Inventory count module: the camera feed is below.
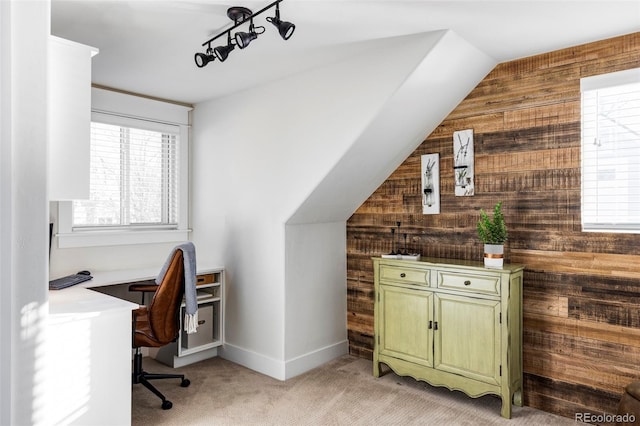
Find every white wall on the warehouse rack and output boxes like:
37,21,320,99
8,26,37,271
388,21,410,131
1,1,51,424
284,221,347,378
192,30,495,379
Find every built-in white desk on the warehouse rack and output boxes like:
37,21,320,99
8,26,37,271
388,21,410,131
47,266,224,425
79,268,163,288
48,280,138,426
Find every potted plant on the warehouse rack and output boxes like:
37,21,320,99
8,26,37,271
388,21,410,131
477,201,508,268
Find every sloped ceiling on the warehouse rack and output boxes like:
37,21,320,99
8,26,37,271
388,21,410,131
51,1,640,105
287,29,496,224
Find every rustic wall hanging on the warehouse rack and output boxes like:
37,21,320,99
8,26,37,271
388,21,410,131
453,129,474,196
421,153,440,214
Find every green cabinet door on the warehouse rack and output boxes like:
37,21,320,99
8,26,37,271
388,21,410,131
379,284,433,368
434,293,501,385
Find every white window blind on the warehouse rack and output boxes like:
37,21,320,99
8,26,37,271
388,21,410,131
73,113,180,230
581,68,640,233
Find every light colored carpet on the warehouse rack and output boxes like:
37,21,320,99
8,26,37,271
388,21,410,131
132,355,579,425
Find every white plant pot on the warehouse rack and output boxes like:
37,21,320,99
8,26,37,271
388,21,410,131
484,244,504,269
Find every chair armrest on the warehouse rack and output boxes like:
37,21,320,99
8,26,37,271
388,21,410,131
129,283,159,293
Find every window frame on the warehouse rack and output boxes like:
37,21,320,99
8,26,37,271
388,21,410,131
57,88,191,248
580,67,640,234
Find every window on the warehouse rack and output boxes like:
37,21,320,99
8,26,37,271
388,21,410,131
73,115,179,230
57,88,191,248
581,68,640,233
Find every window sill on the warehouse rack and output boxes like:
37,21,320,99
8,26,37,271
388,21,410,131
56,229,192,249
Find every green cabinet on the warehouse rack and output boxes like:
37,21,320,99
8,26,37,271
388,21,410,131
373,257,524,419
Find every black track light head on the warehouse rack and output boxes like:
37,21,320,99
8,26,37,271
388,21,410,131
194,48,215,68
267,16,295,40
214,43,235,62
235,30,258,49
267,3,295,40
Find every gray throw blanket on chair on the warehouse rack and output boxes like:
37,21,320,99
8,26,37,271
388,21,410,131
156,242,198,334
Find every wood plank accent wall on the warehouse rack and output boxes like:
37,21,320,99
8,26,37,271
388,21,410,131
346,33,640,420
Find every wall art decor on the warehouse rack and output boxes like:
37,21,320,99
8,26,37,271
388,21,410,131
421,153,440,214
453,129,474,196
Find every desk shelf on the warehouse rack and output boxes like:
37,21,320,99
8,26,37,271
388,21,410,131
154,267,225,368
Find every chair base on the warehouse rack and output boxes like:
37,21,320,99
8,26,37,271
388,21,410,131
132,349,190,410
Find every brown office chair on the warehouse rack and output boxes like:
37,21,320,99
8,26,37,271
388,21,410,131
130,249,190,410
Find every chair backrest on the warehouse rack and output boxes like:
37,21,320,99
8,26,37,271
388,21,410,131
148,249,185,344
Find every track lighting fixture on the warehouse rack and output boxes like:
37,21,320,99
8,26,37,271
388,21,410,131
194,0,295,68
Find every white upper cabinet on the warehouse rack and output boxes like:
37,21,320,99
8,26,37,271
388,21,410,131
48,36,98,200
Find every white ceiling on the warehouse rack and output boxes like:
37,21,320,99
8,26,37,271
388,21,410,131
51,0,640,105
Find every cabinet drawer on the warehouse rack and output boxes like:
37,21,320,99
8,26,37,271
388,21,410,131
181,305,214,349
380,265,430,286
196,273,215,286
437,270,500,296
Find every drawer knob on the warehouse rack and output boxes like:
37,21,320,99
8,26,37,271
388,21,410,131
464,280,471,286
400,273,406,278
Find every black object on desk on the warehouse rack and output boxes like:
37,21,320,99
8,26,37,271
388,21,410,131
49,273,93,290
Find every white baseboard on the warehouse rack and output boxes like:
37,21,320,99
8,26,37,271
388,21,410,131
219,343,286,380
219,340,349,381
284,340,349,380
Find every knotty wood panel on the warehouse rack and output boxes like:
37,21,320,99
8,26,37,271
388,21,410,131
524,373,620,421
346,32,640,419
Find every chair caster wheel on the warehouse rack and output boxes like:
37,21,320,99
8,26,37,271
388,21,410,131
162,400,173,410
181,378,190,387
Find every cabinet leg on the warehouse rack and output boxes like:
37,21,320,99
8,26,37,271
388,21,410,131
513,389,523,407
373,361,380,377
501,393,512,419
